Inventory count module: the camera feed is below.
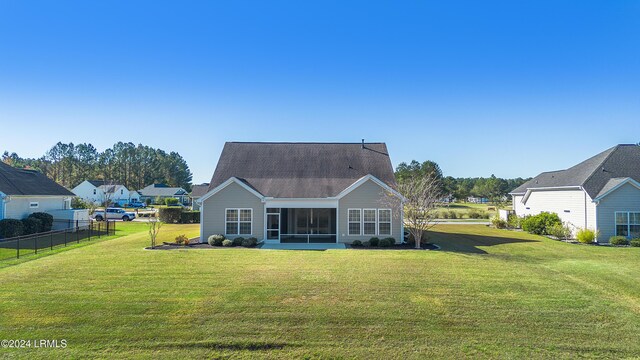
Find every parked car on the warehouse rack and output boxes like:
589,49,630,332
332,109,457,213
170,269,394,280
94,208,136,221
127,201,146,208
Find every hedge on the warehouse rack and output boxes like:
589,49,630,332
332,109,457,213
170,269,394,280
0,219,25,239
28,212,54,232
21,217,43,235
180,211,200,224
158,207,182,223
159,208,200,224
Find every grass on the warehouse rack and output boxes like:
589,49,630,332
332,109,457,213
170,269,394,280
435,202,511,219
0,224,639,358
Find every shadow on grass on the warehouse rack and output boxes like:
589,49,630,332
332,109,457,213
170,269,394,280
153,340,293,351
427,229,540,254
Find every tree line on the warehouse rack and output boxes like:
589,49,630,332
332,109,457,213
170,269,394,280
395,160,530,203
2,142,193,191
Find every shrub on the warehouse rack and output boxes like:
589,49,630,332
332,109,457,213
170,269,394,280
222,239,233,247
447,210,458,219
352,240,363,247
507,214,522,229
0,219,24,239
491,216,508,229
208,234,225,246
521,212,561,235
21,217,43,235
175,234,189,245
165,198,180,206
384,237,396,245
158,207,182,223
28,212,53,232
439,211,449,219
242,237,258,247
468,209,484,219
548,223,572,240
71,197,90,209
232,237,244,246
369,237,380,247
378,238,392,247
180,211,200,224
144,198,152,206
576,228,597,244
609,236,629,246
631,239,640,247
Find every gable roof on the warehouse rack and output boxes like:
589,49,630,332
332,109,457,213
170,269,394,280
510,144,640,198
208,142,397,198
190,183,210,198
88,180,106,187
0,162,75,196
138,184,188,197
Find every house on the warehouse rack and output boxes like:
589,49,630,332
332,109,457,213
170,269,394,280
72,180,140,206
510,144,640,243
198,142,404,245
190,183,209,211
138,184,189,205
0,162,87,228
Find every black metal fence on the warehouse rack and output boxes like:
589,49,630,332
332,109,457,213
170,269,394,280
0,220,116,262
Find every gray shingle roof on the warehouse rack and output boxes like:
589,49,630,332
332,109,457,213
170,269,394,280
190,183,209,198
510,144,640,198
208,142,397,198
0,162,75,196
138,184,188,197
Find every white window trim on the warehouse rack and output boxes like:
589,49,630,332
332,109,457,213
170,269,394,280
615,211,640,238
363,208,377,236
225,208,253,236
29,202,39,209
378,208,392,236
348,208,362,236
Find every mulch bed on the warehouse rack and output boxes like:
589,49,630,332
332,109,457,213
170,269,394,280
349,243,438,250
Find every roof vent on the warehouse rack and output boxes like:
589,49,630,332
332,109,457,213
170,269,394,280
361,139,365,149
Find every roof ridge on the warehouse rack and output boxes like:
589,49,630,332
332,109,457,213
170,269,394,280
580,145,620,187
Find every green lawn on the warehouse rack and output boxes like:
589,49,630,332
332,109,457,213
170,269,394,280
0,224,639,358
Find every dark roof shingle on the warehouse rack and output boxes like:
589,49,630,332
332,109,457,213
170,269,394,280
0,162,75,196
208,142,397,198
510,144,640,198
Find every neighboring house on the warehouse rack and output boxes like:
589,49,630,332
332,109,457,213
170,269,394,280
72,180,140,206
198,142,404,245
138,184,189,205
190,183,209,211
0,162,87,229
510,144,640,243
467,196,489,204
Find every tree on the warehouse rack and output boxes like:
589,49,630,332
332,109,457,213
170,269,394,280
384,171,444,249
147,218,163,249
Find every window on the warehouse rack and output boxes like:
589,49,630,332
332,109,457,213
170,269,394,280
121,189,124,195
378,209,392,236
93,189,96,195
29,202,39,209
615,212,640,238
363,209,377,235
225,208,252,235
348,209,361,235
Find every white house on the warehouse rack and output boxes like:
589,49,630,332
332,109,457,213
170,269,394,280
0,162,87,229
197,142,404,246
510,144,640,243
72,180,139,206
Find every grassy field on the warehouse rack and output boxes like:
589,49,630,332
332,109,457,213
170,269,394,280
0,224,639,358
435,202,509,219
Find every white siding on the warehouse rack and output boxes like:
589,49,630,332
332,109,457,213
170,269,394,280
4,196,69,220
338,179,402,244
72,181,102,204
200,182,264,242
519,189,591,232
595,183,640,243
513,195,526,215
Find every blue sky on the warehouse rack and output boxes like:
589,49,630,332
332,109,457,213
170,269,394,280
1,1,639,184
